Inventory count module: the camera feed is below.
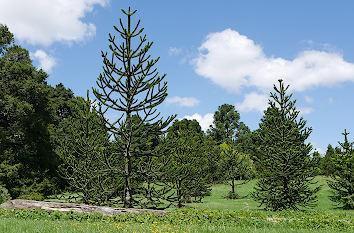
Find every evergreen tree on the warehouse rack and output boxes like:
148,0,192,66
0,24,14,55
56,93,113,205
219,141,253,199
203,135,222,183
252,79,319,211
208,104,241,144
162,119,210,208
328,129,353,209
0,24,58,198
93,8,175,208
321,144,336,176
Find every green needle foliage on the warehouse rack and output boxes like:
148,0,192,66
93,7,175,208
219,141,253,199
162,119,211,208
328,129,354,209
208,104,242,145
56,93,113,205
252,79,319,211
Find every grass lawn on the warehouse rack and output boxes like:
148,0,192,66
0,176,353,232
187,176,342,212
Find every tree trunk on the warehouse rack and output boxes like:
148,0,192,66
124,149,132,208
231,179,235,194
177,179,182,208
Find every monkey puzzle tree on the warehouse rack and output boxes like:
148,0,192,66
219,142,253,199
328,129,354,209
93,8,175,208
56,94,113,205
252,79,319,211
162,119,210,208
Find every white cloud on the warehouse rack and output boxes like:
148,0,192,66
329,97,334,103
305,96,314,103
183,113,214,131
194,29,354,93
311,142,325,156
168,47,182,56
0,0,108,46
166,96,200,107
236,92,268,113
32,50,56,73
298,107,314,115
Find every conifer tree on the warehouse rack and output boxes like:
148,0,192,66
93,8,175,208
56,94,112,205
208,104,241,144
0,24,59,198
321,144,336,176
219,142,253,199
252,79,319,211
162,119,210,208
328,129,353,209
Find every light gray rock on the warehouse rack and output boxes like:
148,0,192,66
0,199,167,215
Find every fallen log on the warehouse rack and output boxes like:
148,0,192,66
0,199,167,215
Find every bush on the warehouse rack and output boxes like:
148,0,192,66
18,192,44,201
0,185,11,204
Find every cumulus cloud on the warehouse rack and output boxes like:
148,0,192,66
194,29,354,93
166,96,200,107
183,113,214,131
32,50,56,73
236,92,268,113
0,0,108,46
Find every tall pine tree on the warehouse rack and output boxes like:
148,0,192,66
93,8,175,208
252,79,319,211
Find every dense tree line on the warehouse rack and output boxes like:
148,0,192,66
0,7,352,210
0,24,75,201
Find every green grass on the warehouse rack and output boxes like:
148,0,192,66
0,217,349,233
187,176,342,212
1,176,353,232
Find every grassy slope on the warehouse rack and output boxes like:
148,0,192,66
187,176,340,212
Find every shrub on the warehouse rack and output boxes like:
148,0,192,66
0,185,11,204
18,192,44,201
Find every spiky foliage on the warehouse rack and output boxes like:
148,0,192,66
219,141,253,199
320,144,337,176
252,79,319,211
93,8,175,208
328,129,353,209
162,119,211,208
56,94,113,205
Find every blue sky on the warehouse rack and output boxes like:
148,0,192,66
1,0,354,154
